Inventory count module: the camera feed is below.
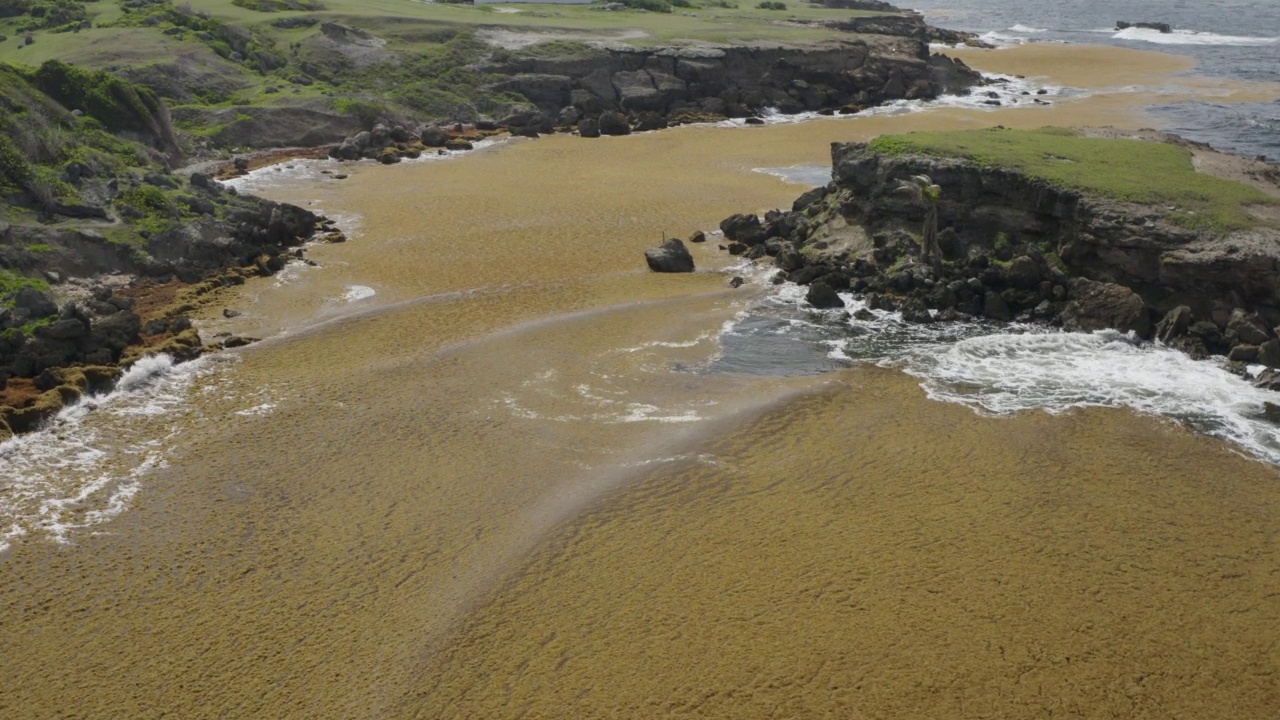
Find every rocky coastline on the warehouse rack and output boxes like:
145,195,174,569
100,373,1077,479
1,2,990,441
704,130,1280,393
314,18,983,163
0,172,329,442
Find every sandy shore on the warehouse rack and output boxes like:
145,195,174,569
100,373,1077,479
1,42,1278,719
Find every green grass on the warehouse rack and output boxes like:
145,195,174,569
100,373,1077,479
0,268,50,301
869,128,1278,231
0,0,907,150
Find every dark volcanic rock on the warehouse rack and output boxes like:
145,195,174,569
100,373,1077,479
1116,21,1173,34
806,280,845,309
597,111,631,136
720,213,766,245
1061,279,1152,338
645,238,695,273
577,117,600,138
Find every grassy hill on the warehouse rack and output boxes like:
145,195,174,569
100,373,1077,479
0,0,898,153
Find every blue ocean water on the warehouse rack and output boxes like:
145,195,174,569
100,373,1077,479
907,0,1280,158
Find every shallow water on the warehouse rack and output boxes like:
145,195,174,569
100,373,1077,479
2,44,1279,718
910,0,1280,157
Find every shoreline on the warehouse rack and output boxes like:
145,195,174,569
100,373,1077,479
3,34,1280,719
6,39,1278,445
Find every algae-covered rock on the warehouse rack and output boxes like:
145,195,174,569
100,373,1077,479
3,388,66,434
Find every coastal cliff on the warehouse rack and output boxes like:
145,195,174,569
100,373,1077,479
714,128,1280,373
0,61,327,440
480,26,980,135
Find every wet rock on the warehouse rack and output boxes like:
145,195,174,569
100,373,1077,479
900,297,935,324
1229,344,1260,363
1227,309,1272,346
775,243,805,272
1116,21,1173,33
644,238,695,273
982,291,1012,322
719,213,766,245
806,280,844,309
420,126,450,147
577,117,600,138
1060,279,1151,338
1155,305,1193,344
729,276,745,288
1260,339,1280,369
689,230,706,243
1264,401,1280,424
597,111,631,136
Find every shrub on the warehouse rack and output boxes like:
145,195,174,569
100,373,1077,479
230,0,324,10
616,0,673,13
756,1,786,9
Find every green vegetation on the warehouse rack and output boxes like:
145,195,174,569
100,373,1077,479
756,1,786,9
0,268,50,300
611,0,674,13
230,0,325,12
0,0,901,149
29,60,173,149
10,0,89,33
870,128,1278,231
0,59,169,213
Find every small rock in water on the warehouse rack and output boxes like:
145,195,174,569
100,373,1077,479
644,238,695,273
1264,401,1280,424
729,276,745,288
805,280,844,309
223,308,242,318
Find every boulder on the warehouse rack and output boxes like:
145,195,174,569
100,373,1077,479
1006,255,1041,290
1227,309,1272,346
577,117,601,138
982,291,1012,322
775,243,805,273
1060,279,1152,338
900,297,935,324
644,238,695,273
420,126,450,147
1229,344,1260,363
806,280,845,309
597,111,631,136
1260,339,1280,369
719,213,766,245
13,288,57,319
1155,305,1193,344
633,112,667,132
1265,402,1280,424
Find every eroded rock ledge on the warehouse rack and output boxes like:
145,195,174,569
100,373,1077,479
480,37,981,136
0,177,328,441
711,132,1280,388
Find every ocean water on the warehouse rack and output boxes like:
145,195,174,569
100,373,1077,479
910,0,1280,158
713,267,1280,464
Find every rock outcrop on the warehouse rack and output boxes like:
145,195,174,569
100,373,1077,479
481,37,981,136
708,135,1280,383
